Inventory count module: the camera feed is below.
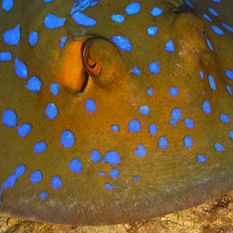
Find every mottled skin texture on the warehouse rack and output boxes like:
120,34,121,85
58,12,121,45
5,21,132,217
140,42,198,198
0,0,233,226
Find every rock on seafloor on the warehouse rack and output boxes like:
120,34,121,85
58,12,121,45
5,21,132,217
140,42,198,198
0,191,233,233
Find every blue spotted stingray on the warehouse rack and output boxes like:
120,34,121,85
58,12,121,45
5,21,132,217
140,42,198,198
0,0,233,225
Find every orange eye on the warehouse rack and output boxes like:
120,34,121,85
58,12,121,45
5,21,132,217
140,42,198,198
86,58,101,76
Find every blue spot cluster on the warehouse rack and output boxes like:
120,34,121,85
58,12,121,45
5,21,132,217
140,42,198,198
2,109,17,128
17,123,32,137
3,24,21,45
29,31,39,46
149,123,158,135
184,118,194,129
30,170,42,184
226,85,232,95
206,38,214,51
45,103,58,119
184,136,193,149
15,57,28,78
90,149,101,163
220,114,230,124
208,8,218,16
112,36,132,52
133,176,140,182
128,119,141,133
51,176,62,190
158,136,169,149
202,100,211,114
197,154,208,163
102,151,121,165
2,0,14,11
0,52,12,61
111,14,125,23
26,76,42,94
60,130,75,148
72,12,96,26
44,13,66,29
149,62,160,74
208,74,216,91
34,142,47,154
0,165,26,197
185,0,194,8
147,26,158,37
147,87,153,96
125,2,141,15
40,191,48,200
109,168,119,179
131,66,141,76
169,87,178,97
169,108,182,126
50,83,59,96
134,144,147,157
105,183,115,190
68,158,82,174
59,36,67,49
85,99,96,113
164,40,174,52
215,143,225,152
138,105,150,115
150,7,163,16
225,70,233,80
111,125,120,132
211,25,224,35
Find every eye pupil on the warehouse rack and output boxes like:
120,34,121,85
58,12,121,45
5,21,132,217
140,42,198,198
89,63,96,69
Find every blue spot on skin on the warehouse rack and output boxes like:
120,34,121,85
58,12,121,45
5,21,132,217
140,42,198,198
208,8,218,16
70,0,98,15
60,130,75,148
1,175,17,190
105,183,115,190
206,38,214,51
14,57,28,78
111,125,119,132
220,114,230,124
169,108,182,126
50,83,59,96
125,2,141,15
98,172,105,176
30,171,42,184
138,105,150,115
44,13,66,29
0,52,12,61
150,7,163,16
147,88,153,96
226,85,232,95
184,136,193,149
184,118,194,129
68,158,82,174
17,123,32,137
185,0,194,8
134,144,147,157
112,36,132,52
72,12,96,26
202,100,211,114
44,0,53,3
197,154,208,163
203,14,212,22
222,23,233,33
211,0,220,2
149,123,158,135
3,24,20,45
40,191,48,200
85,99,96,113
59,36,68,49
149,62,160,74
164,40,174,52
200,70,204,79
51,176,62,190
128,119,141,133
15,165,26,178
2,109,17,128
147,26,158,36
90,150,101,163
169,87,178,97
133,176,140,182
225,70,233,80
229,131,233,140
26,76,42,94
102,151,121,165
33,142,47,154
29,31,38,46
208,74,216,90
109,168,119,179
45,103,58,119
131,66,141,76
212,25,224,35
111,14,125,23
2,0,14,11
215,143,225,152
158,136,169,149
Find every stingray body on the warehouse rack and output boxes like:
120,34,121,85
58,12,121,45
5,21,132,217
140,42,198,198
0,0,233,225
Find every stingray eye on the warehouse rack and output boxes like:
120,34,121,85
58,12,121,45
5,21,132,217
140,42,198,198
87,58,101,76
